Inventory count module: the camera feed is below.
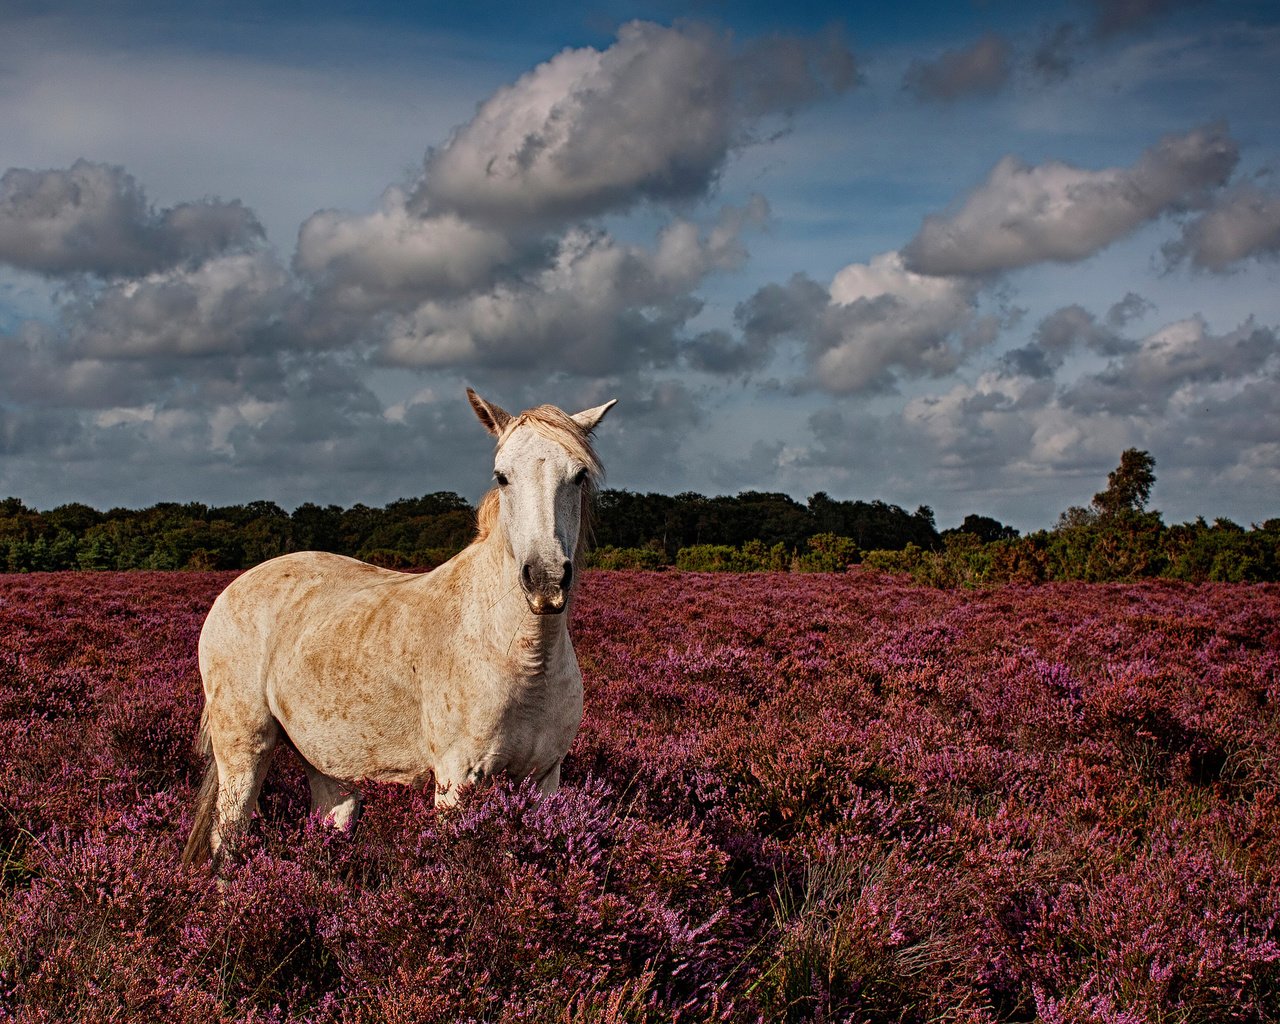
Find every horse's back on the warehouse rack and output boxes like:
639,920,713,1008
198,551,409,688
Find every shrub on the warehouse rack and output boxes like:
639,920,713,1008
675,544,741,571
862,542,926,575
585,546,668,570
792,532,860,573
676,541,789,572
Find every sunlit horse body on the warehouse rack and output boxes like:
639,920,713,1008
182,389,616,866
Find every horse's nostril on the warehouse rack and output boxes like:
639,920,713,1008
561,561,573,589
521,563,533,589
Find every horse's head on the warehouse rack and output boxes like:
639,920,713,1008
468,388,616,615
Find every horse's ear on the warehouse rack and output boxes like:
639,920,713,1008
467,388,512,436
571,399,617,433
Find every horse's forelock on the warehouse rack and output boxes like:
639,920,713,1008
499,405,603,481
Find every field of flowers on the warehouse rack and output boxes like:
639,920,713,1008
1,569,1278,1023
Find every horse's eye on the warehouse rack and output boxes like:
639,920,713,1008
494,471,509,487
574,468,589,486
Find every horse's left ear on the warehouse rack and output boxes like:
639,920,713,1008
571,399,617,433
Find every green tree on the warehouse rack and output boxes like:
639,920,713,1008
1092,448,1156,520
951,514,1019,543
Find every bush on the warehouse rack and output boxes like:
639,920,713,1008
358,548,413,569
792,532,860,573
676,541,789,572
585,546,668,570
676,545,742,572
862,543,926,575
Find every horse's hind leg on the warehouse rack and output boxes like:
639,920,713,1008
208,714,279,863
304,765,364,830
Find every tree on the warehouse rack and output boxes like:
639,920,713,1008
951,514,1019,544
1092,449,1156,520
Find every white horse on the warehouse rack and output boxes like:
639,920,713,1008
182,388,616,866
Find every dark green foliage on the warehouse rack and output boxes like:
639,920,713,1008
807,492,940,552
1,448,1275,583
854,451,1278,587
584,546,668,570
0,488,940,574
946,513,1019,544
793,532,860,573
1093,448,1157,520
676,540,791,572
0,494,476,572
594,488,940,559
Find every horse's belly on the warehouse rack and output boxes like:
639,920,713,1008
269,673,430,786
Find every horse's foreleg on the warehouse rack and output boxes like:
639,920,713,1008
305,766,364,830
432,758,487,809
536,761,561,796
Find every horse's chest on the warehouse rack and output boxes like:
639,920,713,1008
435,664,583,778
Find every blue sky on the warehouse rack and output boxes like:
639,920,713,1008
1,0,1278,530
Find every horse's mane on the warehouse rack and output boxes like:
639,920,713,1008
473,405,603,561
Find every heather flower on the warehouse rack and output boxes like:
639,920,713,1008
1,571,1278,1021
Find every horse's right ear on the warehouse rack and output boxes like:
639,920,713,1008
467,388,512,436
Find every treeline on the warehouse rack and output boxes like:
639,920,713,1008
865,514,1280,585
638,450,1279,584
2,450,1276,582
0,493,476,573
0,489,942,574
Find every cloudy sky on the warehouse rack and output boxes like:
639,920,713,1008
2,0,1278,530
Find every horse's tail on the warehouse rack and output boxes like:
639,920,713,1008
182,705,219,867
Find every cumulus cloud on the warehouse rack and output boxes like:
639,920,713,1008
1061,315,1279,414
1106,291,1155,328
903,123,1238,277
0,159,263,278
377,203,764,375
903,33,1013,102
294,186,514,309
904,370,1061,472
1001,304,1134,378
69,250,291,358
414,20,855,226
724,252,998,394
1163,182,1280,272
818,253,995,391
873,308,1280,525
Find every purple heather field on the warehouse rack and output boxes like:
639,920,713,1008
1,570,1278,1023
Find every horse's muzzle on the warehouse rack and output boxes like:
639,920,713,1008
525,591,567,615
521,560,572,614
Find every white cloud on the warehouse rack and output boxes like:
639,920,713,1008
72,250,290,358
885,311,1280,519
726,252,994,394
379,207,762,375
1165,182,1280,272
1061,314,1279,413
0,159,263,278
815,252,993,392
416,20,853,225
903,123,1238,276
